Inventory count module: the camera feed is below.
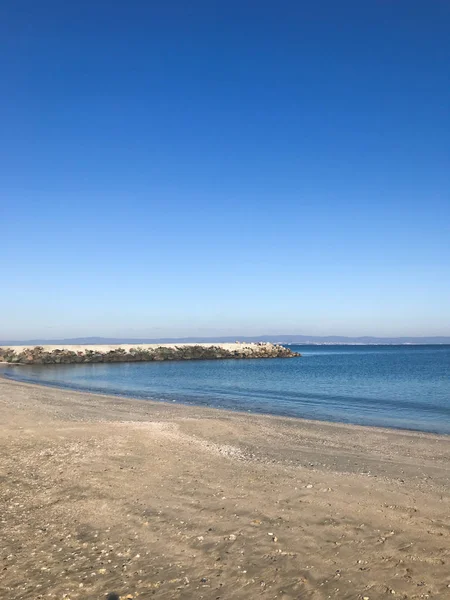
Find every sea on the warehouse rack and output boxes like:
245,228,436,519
1,345,449,435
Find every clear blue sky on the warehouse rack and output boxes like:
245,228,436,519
1,1,449,339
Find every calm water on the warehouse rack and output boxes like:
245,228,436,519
2,345,450,434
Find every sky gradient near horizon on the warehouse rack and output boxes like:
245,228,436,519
1,1,449,339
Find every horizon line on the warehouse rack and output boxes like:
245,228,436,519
2,333,450,346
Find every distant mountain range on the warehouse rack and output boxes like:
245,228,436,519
1,335,450,346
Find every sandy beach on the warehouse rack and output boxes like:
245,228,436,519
1,377,449,600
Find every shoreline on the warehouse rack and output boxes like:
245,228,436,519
2,376,450,599
2,374,449,474
1,372,449,439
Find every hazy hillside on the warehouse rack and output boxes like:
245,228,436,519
2,335,450,346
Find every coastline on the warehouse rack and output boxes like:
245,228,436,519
1,371,449,439
1,376,450,599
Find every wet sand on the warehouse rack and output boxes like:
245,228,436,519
1,376,449,599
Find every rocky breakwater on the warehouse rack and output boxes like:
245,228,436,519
0,343,300,365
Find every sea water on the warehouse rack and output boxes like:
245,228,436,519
2,345,449,434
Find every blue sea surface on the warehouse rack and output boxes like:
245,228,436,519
2,345,449,434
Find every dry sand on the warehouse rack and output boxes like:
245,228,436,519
1,377,449,600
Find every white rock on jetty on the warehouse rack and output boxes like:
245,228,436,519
0,343,301,364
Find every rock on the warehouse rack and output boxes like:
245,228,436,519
0,343,301,364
